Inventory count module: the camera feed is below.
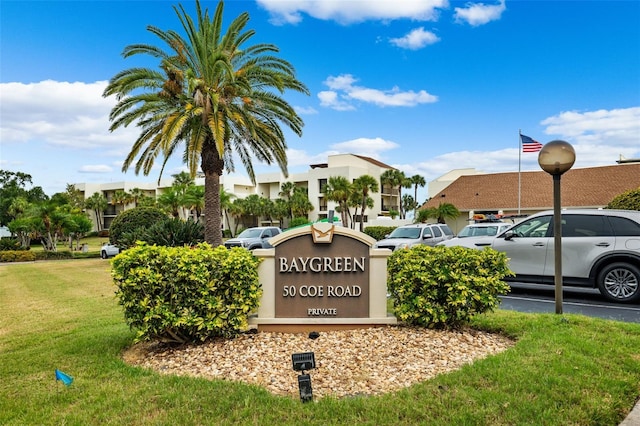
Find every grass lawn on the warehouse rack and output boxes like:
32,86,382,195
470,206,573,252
28,236,110,255
1,259,639,425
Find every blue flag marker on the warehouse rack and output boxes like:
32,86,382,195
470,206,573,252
55,369,73,386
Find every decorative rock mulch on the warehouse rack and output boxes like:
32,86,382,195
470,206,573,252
122,326,514,400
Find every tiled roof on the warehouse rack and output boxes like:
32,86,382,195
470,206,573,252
354,155,394,170
423,163,640,211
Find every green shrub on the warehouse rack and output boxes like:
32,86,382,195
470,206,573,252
34,251,73,260
387,245,513,328
141,218,204,247
606,188,640,210
364,226,397,241
0,250,36,262
289,217,311,228
109,207,166,248
0,238,23,251
111,243,262,343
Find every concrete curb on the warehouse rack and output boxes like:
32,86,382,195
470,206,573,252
620,399,640,426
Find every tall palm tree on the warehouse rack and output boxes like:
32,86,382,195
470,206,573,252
84,192,107,231
380,169,408,217
278,181,296,220
351,175,379,232
290,187,313,219
128,188,146,208
324,176,352,228
103,0,309,246
410,174,426,218
418,202,460,224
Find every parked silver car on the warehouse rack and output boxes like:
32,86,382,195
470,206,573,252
437,222,512,249
374,223,454,251
489,209,640,303
224,226,281,250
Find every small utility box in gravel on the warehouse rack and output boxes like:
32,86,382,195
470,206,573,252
251,223,396,332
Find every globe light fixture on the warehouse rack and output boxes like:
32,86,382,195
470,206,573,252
538,140,576,314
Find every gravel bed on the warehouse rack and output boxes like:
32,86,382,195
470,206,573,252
123,326,514,400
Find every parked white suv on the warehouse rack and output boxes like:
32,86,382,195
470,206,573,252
437,222,512,249
374,223,454,251
489,209,640,303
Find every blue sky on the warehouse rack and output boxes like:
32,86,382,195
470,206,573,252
1,0,639,202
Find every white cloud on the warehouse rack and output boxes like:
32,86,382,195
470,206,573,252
0,80,139,149
294,105,319,115
256,0,448,25
390,27,441,50
331,137,400,156
319,74,438,110
79,165,113,173
454,0,506,27
541,107,640,146
318,90,356,111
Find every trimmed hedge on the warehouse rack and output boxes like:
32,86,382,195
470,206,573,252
364,226,397,241
387,245,513,328
0,250,37,262
111,243,262,343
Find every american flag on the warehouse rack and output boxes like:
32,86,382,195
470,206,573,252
521,134,543,153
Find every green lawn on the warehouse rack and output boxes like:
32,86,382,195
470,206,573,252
1,259,639,425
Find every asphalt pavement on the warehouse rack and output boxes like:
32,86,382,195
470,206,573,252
499,283,640,323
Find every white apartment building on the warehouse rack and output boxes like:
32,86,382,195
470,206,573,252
74,154,410,231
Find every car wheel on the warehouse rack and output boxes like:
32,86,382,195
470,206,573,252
597,262,640,303
101,250,108,259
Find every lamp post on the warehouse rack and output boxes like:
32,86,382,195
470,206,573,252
537,140,576,314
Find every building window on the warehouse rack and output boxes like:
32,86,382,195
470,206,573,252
318,197,327,211
318,178,327,194
353,215,368,223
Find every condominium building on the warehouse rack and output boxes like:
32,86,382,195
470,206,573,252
74,153,407,231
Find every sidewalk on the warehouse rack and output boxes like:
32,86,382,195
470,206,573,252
620,399,640,426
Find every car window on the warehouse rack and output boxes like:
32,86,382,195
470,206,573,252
560,215,610,237
431,226,442,237
609,216,640,236
237,229,262,238
262,230,272,238
422,228,433,238
441,226,454,236
510,216,551,238
388,227,421,239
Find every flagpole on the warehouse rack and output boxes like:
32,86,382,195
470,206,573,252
518,130,522,215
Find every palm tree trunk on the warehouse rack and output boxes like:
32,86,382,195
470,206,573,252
204,172,222,246
202,140,224,247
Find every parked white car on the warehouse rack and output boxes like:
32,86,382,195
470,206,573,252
437,222,512,249
374,223,454,251
489,209,640,303
100,243,120,259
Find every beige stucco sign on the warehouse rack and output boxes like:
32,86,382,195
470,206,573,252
250,223,397,332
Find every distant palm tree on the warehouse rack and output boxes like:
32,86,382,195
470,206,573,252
84,192,107,231
279,181,297,219
103,0,308,246
418,202,460,224
128,188,146,208
324,176,352,227
410,174,426,217
351,175,379,232
380,169,409,218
